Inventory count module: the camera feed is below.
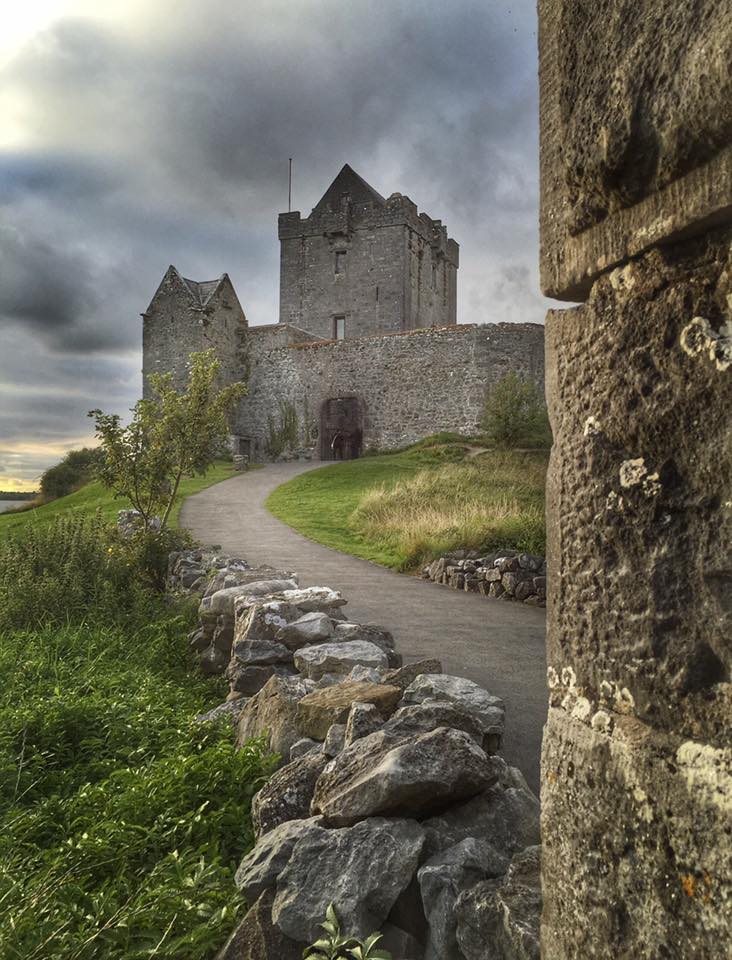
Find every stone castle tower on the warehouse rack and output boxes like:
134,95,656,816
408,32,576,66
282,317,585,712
278,164,459,339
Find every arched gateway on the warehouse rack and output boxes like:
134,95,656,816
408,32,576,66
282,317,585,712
320,397,363,461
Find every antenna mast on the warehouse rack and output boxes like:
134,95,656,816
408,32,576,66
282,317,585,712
288,158,292,212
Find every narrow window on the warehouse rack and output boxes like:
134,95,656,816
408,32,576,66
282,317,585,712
333,315,346,340
432,263,438,290
375,285,379,302
335,250,346,275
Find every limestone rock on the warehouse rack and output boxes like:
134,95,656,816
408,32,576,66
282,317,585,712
294,639,388,680
344,701,383,746
334,623,402,668
311,727,494,827
275,611,335,650
198,644,229,675
296,681,401,740
455,845,541,960
418,838,509,960
271,817,424,944
379,922,425,960
214,889,301,960
401,674,505,743
289,737,321,761
384,700,499,753
203,579,298,617
422,760,540,861
234,600,300,645
235,816,322,902
347,664,384,683
383,658,443,691
280,586,347,613
236,674,314,762
226,662,295,696
323,723,346,756
230,637,293,667
194,698,249,727
252,751,330,839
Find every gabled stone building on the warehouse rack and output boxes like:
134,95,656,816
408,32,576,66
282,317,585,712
142,165,544,460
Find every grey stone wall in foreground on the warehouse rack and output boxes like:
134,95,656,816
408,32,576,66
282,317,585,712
539,1,731,956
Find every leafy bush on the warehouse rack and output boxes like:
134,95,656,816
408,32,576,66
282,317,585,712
305,904,391,959
480,373,551,449
40,447,104,501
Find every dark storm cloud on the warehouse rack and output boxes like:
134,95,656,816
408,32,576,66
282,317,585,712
0,0,548,484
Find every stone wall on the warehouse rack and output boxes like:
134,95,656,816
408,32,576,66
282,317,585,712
422,551,546,606
238,322,545,460
538,2,732,956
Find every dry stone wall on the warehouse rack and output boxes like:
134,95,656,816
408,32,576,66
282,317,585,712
422,551,546,607
539,2,732,956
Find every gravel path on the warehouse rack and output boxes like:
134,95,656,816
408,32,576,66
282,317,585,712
180,462,547,792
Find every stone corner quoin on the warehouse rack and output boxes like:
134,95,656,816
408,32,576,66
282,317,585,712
538,1,732,957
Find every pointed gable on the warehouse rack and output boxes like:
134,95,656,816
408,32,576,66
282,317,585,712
312,164,386,214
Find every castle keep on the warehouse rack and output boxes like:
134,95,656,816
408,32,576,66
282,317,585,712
142,165,544,460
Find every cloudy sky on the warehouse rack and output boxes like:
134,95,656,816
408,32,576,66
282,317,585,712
1,0,550,491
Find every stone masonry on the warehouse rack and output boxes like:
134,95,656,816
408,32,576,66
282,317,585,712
539,2,731,957
141,165,544,460
279,164,459,340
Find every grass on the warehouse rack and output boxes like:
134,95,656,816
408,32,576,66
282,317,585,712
266,437,548,571
0,514,277,959
0,460,238,541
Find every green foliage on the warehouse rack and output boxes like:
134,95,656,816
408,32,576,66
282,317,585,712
0,516,277,959
266,399,300,459
89,349,246,532
480,373,552,449
40,447,105,501
304,904,391,960
267,443,547,570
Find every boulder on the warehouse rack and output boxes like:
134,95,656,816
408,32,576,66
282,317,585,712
334,623,402,668
214,889,301,960
312,672,344,689
344,701,383,746
296,681,402,740
212,616,235,652
235,816,323,902
252,751,330,839
226,662,295,696
422,761,540,861
275,611,335,650
199,644,229,675
230,637,294,667
290,737,322,761
280,586,347,613
234,600,301,645
323,723,346,756
203,579,298,617
418,838,509,960
194,698,249,727
294,639,388,680
311,727,495,827
379,922,425,960
236,675,315,762
383,658,443,691
271,817,425,944
384,700,499,753
401,674,505,744
455,846,541,960
347,664,384,683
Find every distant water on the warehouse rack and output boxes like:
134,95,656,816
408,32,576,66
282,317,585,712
0,499,29,514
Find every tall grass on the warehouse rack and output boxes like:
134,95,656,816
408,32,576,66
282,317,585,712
352,452,546,570
0,515,276,959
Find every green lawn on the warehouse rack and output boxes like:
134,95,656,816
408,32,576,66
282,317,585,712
0,460,238,540
266,439,548,571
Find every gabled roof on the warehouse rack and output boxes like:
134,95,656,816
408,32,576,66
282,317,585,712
145,266,238,314
312,164,386,214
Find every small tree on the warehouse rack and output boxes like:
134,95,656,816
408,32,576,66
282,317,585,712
480,372,551,449
89,350,246,532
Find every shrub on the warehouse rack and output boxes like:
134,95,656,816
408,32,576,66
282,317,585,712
480,373,551,449
305,904,391,959
40,447,104,501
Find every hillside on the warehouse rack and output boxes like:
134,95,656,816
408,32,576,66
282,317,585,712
266,437,547,571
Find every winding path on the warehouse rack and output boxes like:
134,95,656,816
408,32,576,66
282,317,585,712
181,463,547,792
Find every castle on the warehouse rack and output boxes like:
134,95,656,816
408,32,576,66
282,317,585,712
142,164,544,460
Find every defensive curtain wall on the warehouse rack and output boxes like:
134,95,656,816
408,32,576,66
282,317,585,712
236,321,545,461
